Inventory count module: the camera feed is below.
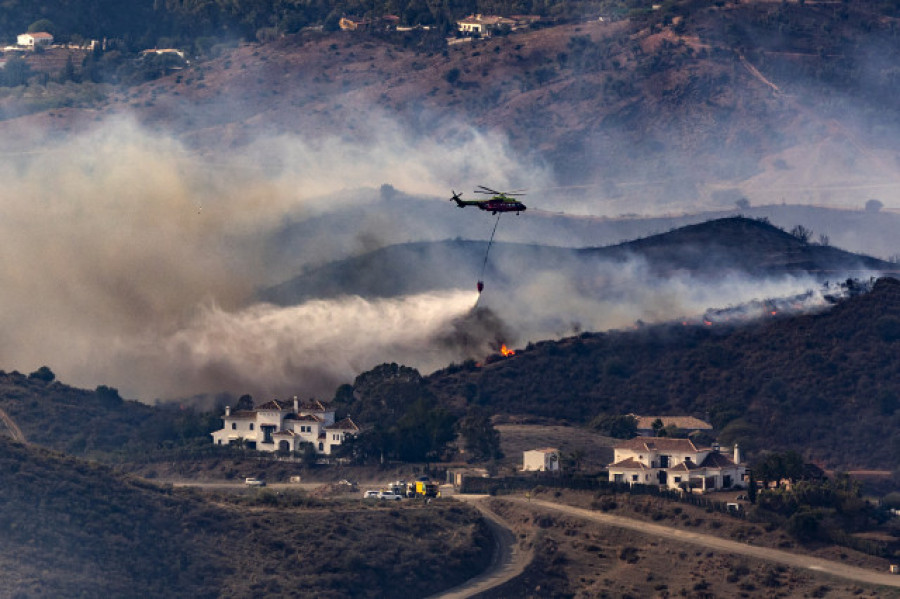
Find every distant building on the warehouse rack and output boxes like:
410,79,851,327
140,48,186,60
608,437,746,493
211,397,358,455
339,16,372,31
340,15,400,31
523,448,560,472
456,14,516,37
633,415,713,437
446,467,490,487
17,32,53,49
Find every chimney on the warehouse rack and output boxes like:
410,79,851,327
225,406,231,417
733,443,741,465
293,395,299,413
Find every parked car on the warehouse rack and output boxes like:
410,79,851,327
363,490,380,499
244,477,266,487
377,491,403,501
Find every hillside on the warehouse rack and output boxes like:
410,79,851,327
0,437,492,597
588,217,895,276
425,277,900,470
261,217,897,304
5,0,900,215
0,369,217,457
263,194,900,274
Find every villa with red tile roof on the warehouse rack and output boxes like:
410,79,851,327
608,437,747,493
211,397,358,455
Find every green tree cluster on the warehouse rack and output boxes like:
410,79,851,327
590,413,637,439
334,363,457,462
754,473,881,544
457,406,503,461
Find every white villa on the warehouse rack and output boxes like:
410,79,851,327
608,437,747,493
211,397,358,455
17,32,53,48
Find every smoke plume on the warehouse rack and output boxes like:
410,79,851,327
0,115,543,400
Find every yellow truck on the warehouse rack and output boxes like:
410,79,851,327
409,477,439,498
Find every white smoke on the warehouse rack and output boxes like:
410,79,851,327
91,291,477,400
0,113,876,402
0,114,546,400
478,257,847,345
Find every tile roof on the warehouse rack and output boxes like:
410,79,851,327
226,410,256,419
525,447,559,454
256,399,291,411
615,437,701,452
286,414,322,422
699,452,737,468
457,15,515,26
608,458,650,470
326,417,359,431
668,461,700,472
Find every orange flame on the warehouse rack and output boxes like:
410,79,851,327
500,344,515,357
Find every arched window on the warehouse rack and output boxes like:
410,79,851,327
249,423,254,430
231,422,236,430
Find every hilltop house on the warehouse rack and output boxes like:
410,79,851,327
633,415,713,437
456,14,516,36
211,397,358,455
17,32,53,49
608,437,746,493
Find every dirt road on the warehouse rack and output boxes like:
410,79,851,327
427,495,533,599
517,497,900,589
0,405,25,442
166,480,327,493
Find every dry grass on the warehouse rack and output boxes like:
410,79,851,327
481,492,898,599
496,423,616,471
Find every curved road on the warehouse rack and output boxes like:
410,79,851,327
516,497,900,590
428,495,533,599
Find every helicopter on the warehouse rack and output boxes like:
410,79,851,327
450,186,527,215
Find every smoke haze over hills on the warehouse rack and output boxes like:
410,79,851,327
4,3,900,401
0,115,551,400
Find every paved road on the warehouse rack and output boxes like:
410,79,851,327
427,495,533,599
516,497,900,589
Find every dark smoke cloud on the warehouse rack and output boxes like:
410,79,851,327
432,306,516,360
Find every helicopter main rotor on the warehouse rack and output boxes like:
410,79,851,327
474,185,526,196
